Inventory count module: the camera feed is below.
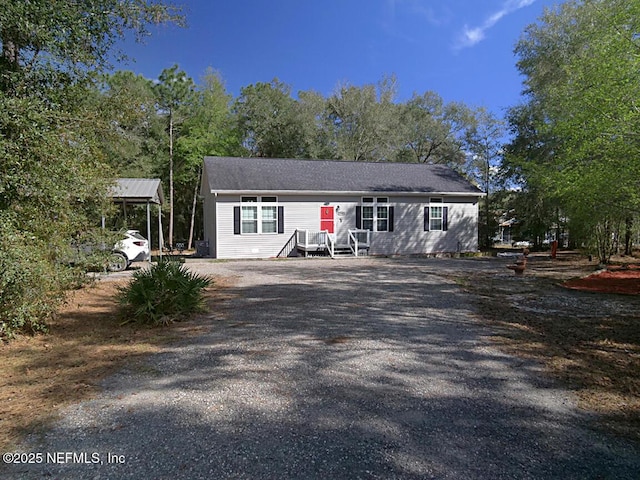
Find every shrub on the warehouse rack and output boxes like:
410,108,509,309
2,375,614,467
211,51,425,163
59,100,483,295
0,227,84,339
67,229,123,273
118,260,212,326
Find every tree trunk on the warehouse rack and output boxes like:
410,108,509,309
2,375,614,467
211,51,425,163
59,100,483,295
1,37,19,93
595,219,615,265
2,38,18,65
187,167,201,250
168,111,174,249
624,216,633,256
483,154,491,248
555,207,562,246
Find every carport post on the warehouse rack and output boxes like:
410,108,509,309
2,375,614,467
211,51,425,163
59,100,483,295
146,201,152,261
158,204,163,260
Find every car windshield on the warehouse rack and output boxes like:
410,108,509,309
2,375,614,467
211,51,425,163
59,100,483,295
128,231,146,240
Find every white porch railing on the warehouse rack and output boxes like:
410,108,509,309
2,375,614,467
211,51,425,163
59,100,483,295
326,232,335,258
348,229,371,257
282,229,370,258
295,229,334,258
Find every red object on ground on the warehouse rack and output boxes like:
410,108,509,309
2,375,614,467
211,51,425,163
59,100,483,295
563,266,640,295
551,240,558,259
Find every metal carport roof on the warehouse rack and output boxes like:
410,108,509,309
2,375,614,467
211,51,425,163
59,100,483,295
110,178,164,205
107,178,165,254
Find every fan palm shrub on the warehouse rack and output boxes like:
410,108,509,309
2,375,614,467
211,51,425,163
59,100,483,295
118,260,212,326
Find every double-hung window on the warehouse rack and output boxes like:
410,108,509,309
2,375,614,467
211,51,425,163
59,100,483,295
361,197,391,232
424,198,448,232
240,196,279,234
261,204,277,233
429,198,443,231
241,197,259,233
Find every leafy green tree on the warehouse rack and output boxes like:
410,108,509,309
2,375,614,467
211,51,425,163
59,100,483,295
232,75,483,168
326,76,399,162
503,103,565,248
511,0,640,262
296,90,337,159
0,1,183,95
0,0,183,338
234,78,305,158
396,92,473,166
154,65,195,248
176,68,241,248
94,71,165,177
465,108,506,247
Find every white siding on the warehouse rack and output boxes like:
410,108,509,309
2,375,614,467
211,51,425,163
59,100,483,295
208,193,479,259
367,196,479,256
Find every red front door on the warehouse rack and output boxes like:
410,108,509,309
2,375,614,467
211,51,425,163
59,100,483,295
320,206,335,234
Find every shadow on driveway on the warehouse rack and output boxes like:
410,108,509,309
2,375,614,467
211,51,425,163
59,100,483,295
5,258,640,479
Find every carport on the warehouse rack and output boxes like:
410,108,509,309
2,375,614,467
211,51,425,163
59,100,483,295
108,178,164,255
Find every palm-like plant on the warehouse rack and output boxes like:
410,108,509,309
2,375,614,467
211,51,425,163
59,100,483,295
118,260,212,326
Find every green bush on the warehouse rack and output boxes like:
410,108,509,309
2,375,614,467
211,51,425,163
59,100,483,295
0,227,83,339
66,230,123,273
118,260,212,326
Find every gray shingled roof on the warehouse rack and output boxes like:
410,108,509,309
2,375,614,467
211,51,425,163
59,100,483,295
111,178,164,204
203,157,483,195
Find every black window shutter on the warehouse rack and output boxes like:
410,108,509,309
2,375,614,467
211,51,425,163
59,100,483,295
277,206,284,234
424,207,430,231
443,206,449,231
356,206,362,229
388,207,394,232
233,206,240,235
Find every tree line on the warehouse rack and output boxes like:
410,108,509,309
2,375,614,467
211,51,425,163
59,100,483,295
95,70,504,250
504,0,640,263
1,0,638,338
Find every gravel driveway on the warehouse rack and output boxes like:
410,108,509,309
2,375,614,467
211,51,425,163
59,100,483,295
3,257,640,479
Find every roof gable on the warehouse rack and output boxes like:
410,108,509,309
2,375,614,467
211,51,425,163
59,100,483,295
203,157,483,195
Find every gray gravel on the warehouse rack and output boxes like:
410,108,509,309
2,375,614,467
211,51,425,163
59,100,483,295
2,257,639,479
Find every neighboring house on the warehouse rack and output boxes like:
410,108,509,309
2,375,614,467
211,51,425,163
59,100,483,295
201,156,484,259
496,217,518,245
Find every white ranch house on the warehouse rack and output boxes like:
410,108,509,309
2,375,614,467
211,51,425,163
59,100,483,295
201,157,484,259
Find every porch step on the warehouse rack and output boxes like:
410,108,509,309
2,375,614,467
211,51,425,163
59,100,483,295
295,245,354,257
333,245,353,257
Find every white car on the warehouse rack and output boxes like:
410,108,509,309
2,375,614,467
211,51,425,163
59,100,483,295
109,230,150,272
512,240,532,248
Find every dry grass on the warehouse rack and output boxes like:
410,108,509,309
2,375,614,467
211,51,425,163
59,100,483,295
0,277,233,452
457,255,640,442
477,298,640,439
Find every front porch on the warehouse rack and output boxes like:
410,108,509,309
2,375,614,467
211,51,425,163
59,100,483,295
277,229,371,258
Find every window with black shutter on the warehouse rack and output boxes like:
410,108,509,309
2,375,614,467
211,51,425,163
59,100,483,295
425,198,449,231
359,197,391,232
235,197,282,234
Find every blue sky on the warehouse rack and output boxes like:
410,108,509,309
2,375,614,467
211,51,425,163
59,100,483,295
116,0,559,117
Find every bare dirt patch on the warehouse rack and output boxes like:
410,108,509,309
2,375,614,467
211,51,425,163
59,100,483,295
564,264,640,295
451,253,640,442
0,276,233,452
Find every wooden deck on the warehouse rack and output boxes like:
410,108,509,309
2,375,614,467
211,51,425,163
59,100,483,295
276,229,371,258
